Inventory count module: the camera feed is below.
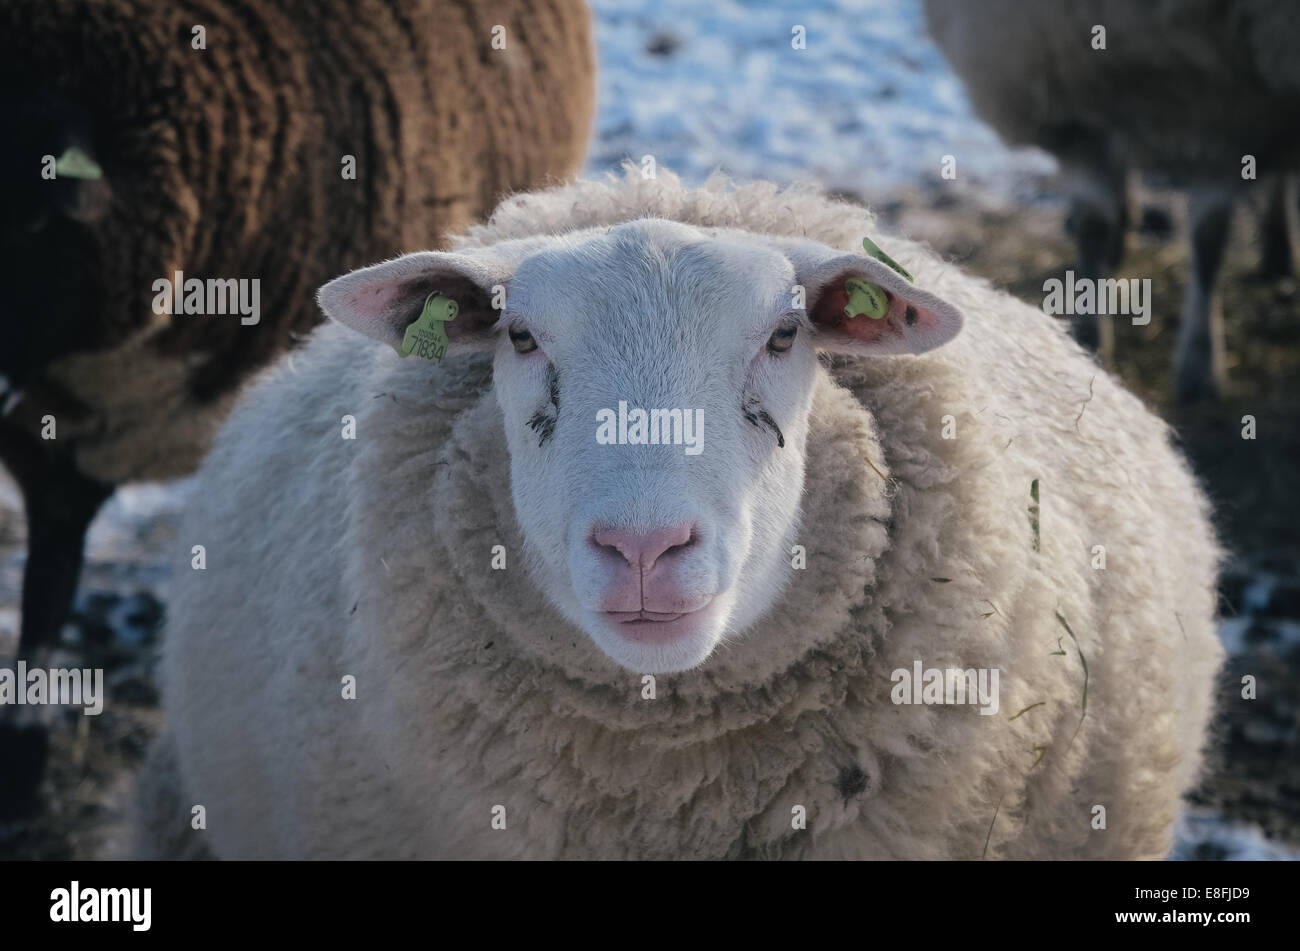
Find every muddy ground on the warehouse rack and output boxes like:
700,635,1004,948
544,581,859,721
1,175,1296,860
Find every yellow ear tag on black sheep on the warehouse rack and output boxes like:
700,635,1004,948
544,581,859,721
843,236,913,321
398,292,458,362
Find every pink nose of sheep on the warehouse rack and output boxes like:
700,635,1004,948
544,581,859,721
590,522,708,625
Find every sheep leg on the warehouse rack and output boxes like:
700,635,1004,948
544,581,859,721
5,440,114,657
1259,174,1300,278
1066,162,1127,363
0,423,113,818
1173,190,1233,403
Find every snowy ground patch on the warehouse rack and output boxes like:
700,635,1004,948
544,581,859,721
585,0,1056,195
1171,810,1300,861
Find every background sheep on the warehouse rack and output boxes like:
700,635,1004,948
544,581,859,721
0,0,594,815
138,170,1224,860
923,0,1300,402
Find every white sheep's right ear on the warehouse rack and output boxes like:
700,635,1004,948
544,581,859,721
317,250,513,354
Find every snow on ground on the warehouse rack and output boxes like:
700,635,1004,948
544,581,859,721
1172,811,1300,861
584,0,1056,196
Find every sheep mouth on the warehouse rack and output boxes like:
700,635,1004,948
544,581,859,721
605,609,686,622
600,601,717,646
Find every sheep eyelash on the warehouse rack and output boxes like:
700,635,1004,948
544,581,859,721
763,310,811,338
778,309,813,331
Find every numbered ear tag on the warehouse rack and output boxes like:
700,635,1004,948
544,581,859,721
398,292,458,362
843,236,913,321
844,277,888,320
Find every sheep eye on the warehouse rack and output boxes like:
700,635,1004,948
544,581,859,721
508,324,538,354
766,320,798,354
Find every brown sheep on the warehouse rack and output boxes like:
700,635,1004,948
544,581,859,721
0,0,594,815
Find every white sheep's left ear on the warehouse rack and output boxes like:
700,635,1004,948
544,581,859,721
775,237,964,356
317,249,515,355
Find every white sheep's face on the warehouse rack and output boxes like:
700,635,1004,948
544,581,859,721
319,219,962,673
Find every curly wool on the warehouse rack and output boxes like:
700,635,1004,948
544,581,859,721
141,169,1224,859
0,0,594,485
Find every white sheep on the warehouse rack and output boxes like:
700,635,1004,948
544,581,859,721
923,0,1300,402
136,170,1224,859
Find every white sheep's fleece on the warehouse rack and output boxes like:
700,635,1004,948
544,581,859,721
143,169,1224,860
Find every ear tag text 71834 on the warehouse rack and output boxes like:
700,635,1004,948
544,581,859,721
398,292,458,362
843,236,913,321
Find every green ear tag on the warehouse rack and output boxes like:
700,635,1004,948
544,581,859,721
843,236,914,320
844,277,890,320
398,292,458,362
54,146,104,181
861,235,913,283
